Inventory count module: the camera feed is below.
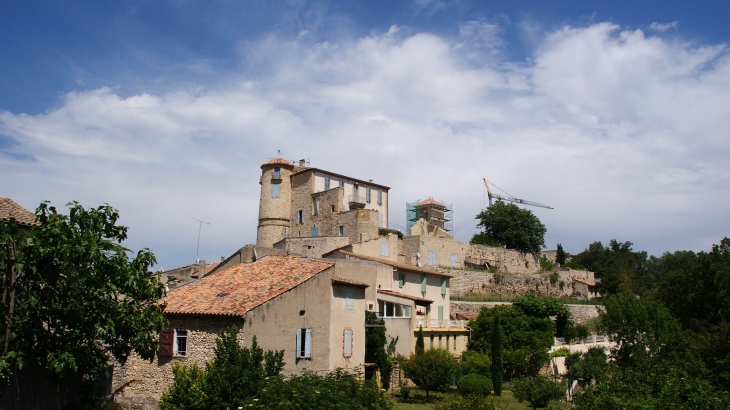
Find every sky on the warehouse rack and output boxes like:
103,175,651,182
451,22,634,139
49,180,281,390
1,0,729,269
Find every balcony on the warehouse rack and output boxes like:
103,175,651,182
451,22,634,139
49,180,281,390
348,195,366,209
415,318,467,329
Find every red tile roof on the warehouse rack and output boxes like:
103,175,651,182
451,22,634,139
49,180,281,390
0,197,37,226
453,312,478,321
325,250,453,278
332,276,369,288
377,289,433,304
574,278,596,287
262,157,295,167
163,255,333,317
417,197,446,208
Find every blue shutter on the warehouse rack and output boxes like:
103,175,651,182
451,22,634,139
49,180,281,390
344,329,352,357
428,251,435,266
304,328,312,358
366,187,371,202
325,177,330,190
272,183,280,198
311,226,318,237
296,329,302,358
273,167,280,179
377,190,382,205
451,254,458,267
345,288,354,309
339,226,344,237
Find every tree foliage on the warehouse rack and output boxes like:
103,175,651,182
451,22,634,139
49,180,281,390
457,373,492,396
365,311,392,387
415,326,425,356
471,202,546,254
556,243,567,265
0,201,166,402
468,305,554,378
512,293,573,337
401,349,456,398
160,327,284,410
512,376,565,409
566,240,649,295
490,316,502,396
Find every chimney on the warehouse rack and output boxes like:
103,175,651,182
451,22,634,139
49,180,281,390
299,159,306,167
199,259,206,277
369,179,373,182
221,256,225,262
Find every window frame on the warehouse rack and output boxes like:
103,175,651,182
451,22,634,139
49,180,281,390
428,251,435,267
345,288,355,310
377,190,382,205
174,328,188,357
272,183,280,198
366,187,371,203
296,328,312,359
324,177,330,190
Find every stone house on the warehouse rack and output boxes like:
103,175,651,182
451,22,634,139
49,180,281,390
256,157,390,248
113,254,369,408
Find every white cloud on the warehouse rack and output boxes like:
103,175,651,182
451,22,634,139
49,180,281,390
648,21,679,32
1,22,729,267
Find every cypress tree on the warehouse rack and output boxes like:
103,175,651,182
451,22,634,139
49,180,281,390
556,243,567,265
491,316,503,396
415,326,425,355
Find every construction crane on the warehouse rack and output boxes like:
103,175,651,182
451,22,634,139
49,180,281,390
483,178,554,209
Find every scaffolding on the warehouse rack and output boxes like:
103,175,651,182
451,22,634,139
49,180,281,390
405,200,420,235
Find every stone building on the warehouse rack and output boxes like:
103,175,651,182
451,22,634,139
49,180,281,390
256,157,390,248
114,255,369,408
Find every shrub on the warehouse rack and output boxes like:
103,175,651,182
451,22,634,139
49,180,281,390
401,349,457,398
540,257,555,272
550,347,571,357
550,271,560,285
512,376,565,410
399,386,411,400
460,351,492,377
458,373,492,396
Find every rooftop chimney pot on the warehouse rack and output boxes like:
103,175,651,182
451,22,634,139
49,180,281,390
299,159,306,166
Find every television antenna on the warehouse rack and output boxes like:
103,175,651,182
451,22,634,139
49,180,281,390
192,218,210,262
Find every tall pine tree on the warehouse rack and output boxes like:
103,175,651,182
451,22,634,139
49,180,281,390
491,316,503,396
415,326,425,355
556,243,567,265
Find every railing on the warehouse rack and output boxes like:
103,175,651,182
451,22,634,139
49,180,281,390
451,294,603,305
554,334,611,346
348,195,366,204
414,318,466,329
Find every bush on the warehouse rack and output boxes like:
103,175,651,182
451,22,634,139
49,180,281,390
435,395,505,410
399,386,411,400
402,349,457,398
460,351,492,377
550,347,571,357
458,373,492,396
512,376,565,409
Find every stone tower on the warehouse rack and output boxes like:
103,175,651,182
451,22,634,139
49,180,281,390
256,157,295,247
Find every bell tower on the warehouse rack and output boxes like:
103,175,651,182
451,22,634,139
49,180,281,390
256,157,294,247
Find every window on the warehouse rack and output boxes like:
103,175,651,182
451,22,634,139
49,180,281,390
451,254,458,267
175,329,188,356
441,278,447,295
377,190,382,205
339,226,344,237
312,197,319,215
325,177,330,190
398,272,404,288
296,210,304,224
421,275,427,293
310,226,319,237
273,167,281,179
380,244,389,257
345,288,354,309
339,180,344,188
272,183,280,198
353,184,359,197
377,300,411,318
366,187,371,202
344,329,353,357
296,328,312,359
428,251,435,267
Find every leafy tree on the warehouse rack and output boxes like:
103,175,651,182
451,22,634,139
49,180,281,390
566,240,649,295
469,305,554,377
160,327,284,410
415,326,425,355
459,350,492,378
457,373,492,396
471,202,546,254
512,293,573,337
512,376,565,409
365,311,392,387
568,347,607,385
0,201,166,403
556,243,567,265
244,368,392,410
401,348,456,398
490,316,503,396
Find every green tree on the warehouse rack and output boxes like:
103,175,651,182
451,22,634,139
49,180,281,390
470,202,546,254
402,349,456,398
0,201,166,403
415,326,425,355
512,376,565,409
469,305,554,377
556,243,567,265
490,316,503,396
160,326,284,410
567,240,649,295
365,311,392,387
460,350,492,378
512,293,573,337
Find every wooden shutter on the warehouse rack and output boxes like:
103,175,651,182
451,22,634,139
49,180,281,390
438,306,444,321
344,329,353,357
304,329,312,358
296,328,302,358
421,275,427,293
428,251,435,266
441,278,447,295
159,329,174,357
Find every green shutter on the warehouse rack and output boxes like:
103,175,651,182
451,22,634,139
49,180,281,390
398,272,404,288
438,306,444,321
441,278,446,295
421,275,427,293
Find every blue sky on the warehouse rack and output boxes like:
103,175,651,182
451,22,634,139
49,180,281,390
2,0,730,268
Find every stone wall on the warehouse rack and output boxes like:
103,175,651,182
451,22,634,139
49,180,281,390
450,301,603,325
272,236,351,258
465,243,540,274
257,162,294,247
338,209,380,243
445,268,595,298
113,316,244,410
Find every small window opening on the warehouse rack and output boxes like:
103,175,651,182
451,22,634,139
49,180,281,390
299,310,306,316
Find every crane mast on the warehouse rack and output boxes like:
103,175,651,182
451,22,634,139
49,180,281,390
483,178,553,210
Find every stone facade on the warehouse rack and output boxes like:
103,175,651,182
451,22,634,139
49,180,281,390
272,236,351,258
446,268,595,298
257,160,295,247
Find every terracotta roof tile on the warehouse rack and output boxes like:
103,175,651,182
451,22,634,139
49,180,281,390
377,289,433,304
453,312,478,321
332,276,369,288
163,255,333,317
325,250,453,278
417,197,446,208
574,278,596,287
262,157,295,167
0,197,37,226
